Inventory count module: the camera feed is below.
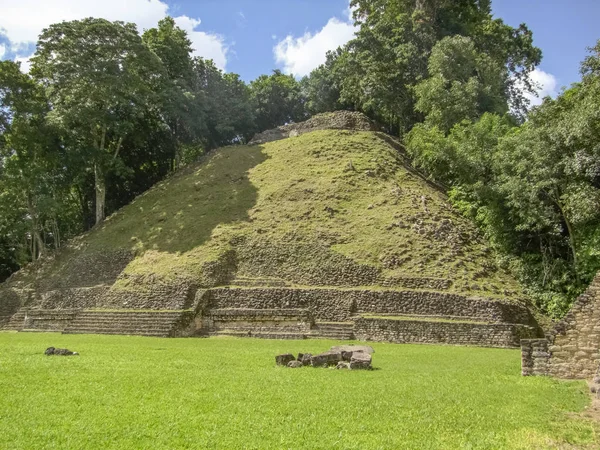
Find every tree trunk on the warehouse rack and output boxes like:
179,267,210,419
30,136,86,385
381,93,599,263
94,163,106,225
554,194,580,283
27,194,43,259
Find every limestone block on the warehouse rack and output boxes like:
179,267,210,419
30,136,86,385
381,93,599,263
276,354,295,366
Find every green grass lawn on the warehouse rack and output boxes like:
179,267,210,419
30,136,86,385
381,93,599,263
0,333,596,449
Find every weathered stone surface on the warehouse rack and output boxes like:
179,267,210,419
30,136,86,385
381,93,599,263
299,353,312,366
206,287,535,325
357,318,536,349
336,362,350,370
287,360,303,368
349,352,372,370
275,354,295,366
521,271,600,379
310,351,343,367
249,111,379,145
330,345,375,355
45,347,77,356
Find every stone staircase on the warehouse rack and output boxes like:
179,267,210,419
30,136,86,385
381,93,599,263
205,308,312,339
1,309,27,331
63,310,192,337
309,322,355,340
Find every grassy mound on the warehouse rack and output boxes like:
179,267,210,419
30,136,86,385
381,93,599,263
0,333,595,449
8,129,524,301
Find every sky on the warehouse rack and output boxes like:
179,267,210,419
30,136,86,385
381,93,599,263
0,0,598,106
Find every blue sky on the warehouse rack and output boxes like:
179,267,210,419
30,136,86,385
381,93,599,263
1,0,598,104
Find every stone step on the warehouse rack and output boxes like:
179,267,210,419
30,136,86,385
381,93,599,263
63,330,167,337
67,319,181,325
75,311,183,317
2,311,27,331
206,308,309,319
66,324,176,331
63,310,189,337
309,322,356,340
210,330,306,340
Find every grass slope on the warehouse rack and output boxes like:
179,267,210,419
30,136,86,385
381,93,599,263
0,333,596,449
18,129,523,299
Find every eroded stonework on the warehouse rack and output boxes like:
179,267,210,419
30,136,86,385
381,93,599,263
521,272,600,379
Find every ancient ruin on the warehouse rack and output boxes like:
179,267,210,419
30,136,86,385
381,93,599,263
276,345,374,369
521,271,600,379
0,112,542,347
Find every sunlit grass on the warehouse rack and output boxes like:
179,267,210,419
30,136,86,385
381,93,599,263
0,333,596,449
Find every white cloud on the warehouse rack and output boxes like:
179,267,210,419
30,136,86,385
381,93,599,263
274,13,356,77
0,0,228,69
524,69,559,107
0,44,5,59
15,56,32,73
173,16,228,70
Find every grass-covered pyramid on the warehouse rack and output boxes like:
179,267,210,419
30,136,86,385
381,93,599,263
0,112,542,345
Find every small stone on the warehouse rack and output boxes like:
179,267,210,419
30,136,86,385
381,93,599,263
275,354,295,366
591,385,597,393
336,362,350,370
287,361,303,368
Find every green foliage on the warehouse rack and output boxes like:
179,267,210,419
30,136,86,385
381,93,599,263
250,69,307,131
194,59,255,149
406,41,600,317
415,36,507,132
0,333,596,449
31,18,170,224
301,0,540,133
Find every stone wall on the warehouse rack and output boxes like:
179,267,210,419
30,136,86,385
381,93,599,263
356,317,537,348
36,286,110,309
99,274,198,310
205,287,355,322
379,276,452,291
248,111,379,145
521,272,600,379
204,287,535,326
520,339,550,376
23,309,80,331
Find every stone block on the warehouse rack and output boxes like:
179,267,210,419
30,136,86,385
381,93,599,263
349,352,372,370
276,354,295,366
310,351,343,367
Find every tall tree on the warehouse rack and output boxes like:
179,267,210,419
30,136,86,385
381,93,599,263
250,70,306,132
31,18,169,225
143,17,204,168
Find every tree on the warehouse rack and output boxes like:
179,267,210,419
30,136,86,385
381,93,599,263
250,70,306,132
301,49,350,115
0,60,73,261
414,36,507,132
192,58,255,151
143,17,204,168
332,0,541,133
31,18,169,225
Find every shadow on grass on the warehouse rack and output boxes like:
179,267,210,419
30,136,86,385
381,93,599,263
93,145,268,254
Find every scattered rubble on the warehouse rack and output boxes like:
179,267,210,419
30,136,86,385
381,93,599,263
275,345,374,370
